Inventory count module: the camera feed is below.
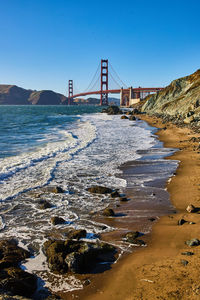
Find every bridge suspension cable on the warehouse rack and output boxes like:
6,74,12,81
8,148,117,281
108,62,128,89
83,62,101,93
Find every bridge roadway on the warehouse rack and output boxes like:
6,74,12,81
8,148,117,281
71,87,163,98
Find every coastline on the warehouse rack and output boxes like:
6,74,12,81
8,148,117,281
65,114,200,300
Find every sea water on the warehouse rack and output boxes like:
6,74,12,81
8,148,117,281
0,105,178,294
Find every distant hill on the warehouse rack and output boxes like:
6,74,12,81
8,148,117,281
0,85,67,105
0,84,120,106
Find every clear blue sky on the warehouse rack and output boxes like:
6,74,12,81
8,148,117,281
0,0,200,95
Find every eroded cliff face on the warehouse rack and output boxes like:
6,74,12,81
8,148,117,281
142,69,200,125
0,85,67,105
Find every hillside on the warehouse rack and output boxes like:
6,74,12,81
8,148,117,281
0,85,67,105
141,70,200,126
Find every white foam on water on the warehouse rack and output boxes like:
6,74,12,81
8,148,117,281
0,112,160,293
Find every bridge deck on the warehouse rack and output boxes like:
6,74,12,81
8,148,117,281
72,88,163,98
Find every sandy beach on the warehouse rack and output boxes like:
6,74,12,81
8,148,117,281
65,115,200,300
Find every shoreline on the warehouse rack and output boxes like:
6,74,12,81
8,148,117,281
63,114,200,300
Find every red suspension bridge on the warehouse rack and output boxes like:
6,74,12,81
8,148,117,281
68,59,163,106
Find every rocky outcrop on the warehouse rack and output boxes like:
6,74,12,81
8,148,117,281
0,84,67,105
43,239,116,274
141,70,200,127
101,106,122,115
0,240,37,297
87,186,113,194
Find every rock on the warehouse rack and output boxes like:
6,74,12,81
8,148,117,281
0,240,37,297
183,116,195,124
148,217,156,222
0,267,37,297
121,115,129,119
120,197,128,202
87,186,113,194
103,208,115,217
110,191,120,198
181,251,194,256
0,240,30,269
185,239,200,247
44,186,64,193
180,259,189,266
125,231,140,243
38,199,52,209
51,217,65,225
186,204,196,213
101,106,121,115
43,239,116,274
67,229,87,240
132,108,140,114
141,69,200,127
129,115,136,121
177,218,187,225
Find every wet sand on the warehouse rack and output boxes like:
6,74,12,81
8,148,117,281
61,115,200,300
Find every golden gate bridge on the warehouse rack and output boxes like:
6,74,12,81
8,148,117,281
68,59,163,106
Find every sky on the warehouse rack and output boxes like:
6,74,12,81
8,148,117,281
0,0,200,96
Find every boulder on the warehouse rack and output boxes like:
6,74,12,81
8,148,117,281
177,219,187,225
44,186,64,193
129,115,136,121
125,231,140,243
43,239,116,274
103,208,115,217
120,197,128,202
186,204,196,213
101,106,121,115
185,239,200,247
38,199,52,209
0,240,30,269
67,229,87,240
87,186,113,194
183,116,194,124
51,217,65,225
121,115,129,120
0,240,37,297
0,267,37,297
110,190,120,198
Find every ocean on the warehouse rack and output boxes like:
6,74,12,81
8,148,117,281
0,105,178,294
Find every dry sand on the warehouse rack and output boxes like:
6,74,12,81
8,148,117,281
62,115,200,300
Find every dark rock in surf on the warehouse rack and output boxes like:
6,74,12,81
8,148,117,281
121,115,129,120
43,239,116,274
125,231,140,243
120,197,128,202
129,115,136,121
0,240,37,297
0,267,37,297
51,216,65,225
38,199,52,209
110,190,120,198
103,208,115,217
101,106,122,115
87,186,112,194
67,229,87,240
0,240,30,269
43,186,64,193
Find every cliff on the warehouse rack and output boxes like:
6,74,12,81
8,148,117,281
0,85,67,105
141,70,200,126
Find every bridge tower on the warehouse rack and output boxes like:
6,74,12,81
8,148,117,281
100,59,108,106
68,80,73,105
